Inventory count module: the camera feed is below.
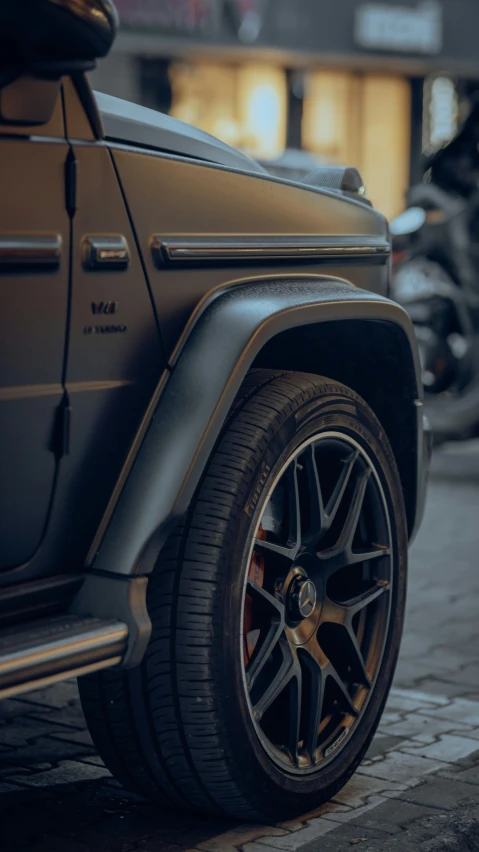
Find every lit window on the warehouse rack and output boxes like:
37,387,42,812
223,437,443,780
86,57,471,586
237,65,287,159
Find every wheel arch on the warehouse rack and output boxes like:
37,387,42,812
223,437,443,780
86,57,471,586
252,318,421,539
89,275,425,580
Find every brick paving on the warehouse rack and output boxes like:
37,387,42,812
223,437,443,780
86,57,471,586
2,441,479,851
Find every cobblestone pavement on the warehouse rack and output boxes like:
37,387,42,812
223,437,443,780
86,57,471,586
3,442,479,851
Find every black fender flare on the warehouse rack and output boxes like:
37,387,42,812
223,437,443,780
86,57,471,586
91,276,424,577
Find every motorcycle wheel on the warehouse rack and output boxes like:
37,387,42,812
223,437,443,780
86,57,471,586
79,370,407,821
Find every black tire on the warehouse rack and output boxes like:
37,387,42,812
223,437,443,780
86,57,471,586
79,370,407,822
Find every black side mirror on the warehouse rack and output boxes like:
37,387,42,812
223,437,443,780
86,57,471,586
0,0,118,66
0,1,118,125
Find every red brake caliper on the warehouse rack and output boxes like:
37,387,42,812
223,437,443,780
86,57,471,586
244,526,266,665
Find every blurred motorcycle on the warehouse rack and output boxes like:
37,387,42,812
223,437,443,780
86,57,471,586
391,100,479,444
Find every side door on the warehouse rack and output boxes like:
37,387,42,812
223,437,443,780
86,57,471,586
56,79,164,568
0,91,70,569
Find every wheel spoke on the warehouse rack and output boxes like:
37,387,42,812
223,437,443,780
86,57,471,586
253,537,297,561
246,589,285,689
344,626,371,688
321,597,348,626
320,544,390,577
252,460,302,562
304,444,325,539
348,544,390,566
288,669,302,764
322,584,390,626
317,468,383,575
337,467,371,552
321,581,390,685
288,459,302,551
247,577,284,614
252,639,297,721
300,645,326,758
345,580,391,617
324,450,360,530
302,634,359,742
328,664,360,718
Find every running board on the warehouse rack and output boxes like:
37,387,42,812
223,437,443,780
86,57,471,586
0,614,128,699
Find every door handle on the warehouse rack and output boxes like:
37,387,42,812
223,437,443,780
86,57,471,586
82,236,130,271
0,235,62,270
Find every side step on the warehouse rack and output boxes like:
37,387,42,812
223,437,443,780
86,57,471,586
0,614,128,699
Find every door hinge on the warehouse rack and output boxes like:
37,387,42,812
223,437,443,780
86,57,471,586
51,393,71,459
65,148,77,218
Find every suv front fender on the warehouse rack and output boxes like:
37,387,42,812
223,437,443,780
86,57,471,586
89,275,425,578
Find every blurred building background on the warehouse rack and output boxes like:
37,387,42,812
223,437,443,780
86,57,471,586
90,0,479,221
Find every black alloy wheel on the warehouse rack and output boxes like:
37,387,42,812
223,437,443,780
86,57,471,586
80,370,407,822
243,434,392,773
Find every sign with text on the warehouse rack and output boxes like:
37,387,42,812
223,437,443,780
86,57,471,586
355,1,443,54
114,0,221,33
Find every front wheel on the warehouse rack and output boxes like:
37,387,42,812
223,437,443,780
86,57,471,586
79,370,407,821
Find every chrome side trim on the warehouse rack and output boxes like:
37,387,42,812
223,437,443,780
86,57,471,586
0,235,62,269
0,380,130,402
0,623,127,678
0,658,123,701
67,379,133,394
82,235,130,271
0,615,128,699
0,383,63,401
0,381,130,403
151,235,391,266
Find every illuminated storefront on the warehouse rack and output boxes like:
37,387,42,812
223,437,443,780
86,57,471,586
167,61,288,160
91,0,479,221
